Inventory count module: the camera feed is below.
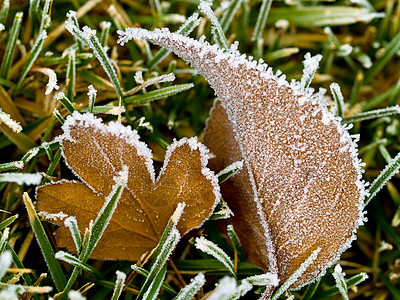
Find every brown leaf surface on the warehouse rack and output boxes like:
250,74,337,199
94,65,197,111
119,29,366,289
36,112,220,261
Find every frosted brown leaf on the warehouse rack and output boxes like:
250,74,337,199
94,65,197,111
36,112,220,260
118,28,366,289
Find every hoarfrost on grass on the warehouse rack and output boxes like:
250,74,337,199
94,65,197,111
0,173,42,185
0,109,22,133
195,236,235,276
171,202,186,225
207,276,241,300
300,53,322,90
68,290,86,300
0,286,22,300
332,264,349,300
245,273,279,286
43,68,59,95
0,251,12,279
87,84,97,101
38,211,68,221
175,273,206,300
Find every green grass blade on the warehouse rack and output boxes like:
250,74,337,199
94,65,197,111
87,84,97,113
365,151,400,206
137,212,181,300
29,0,40,23
133,266,177,296
83,27,124,102
342,106,400,123
0,214,18,231
100,21,111,47
365,32,400,82
55,251,102,278
195,236,236,278
301,279,321,300
324,27,357,71
227,225,244,257
65,12,130,120
124,83,193,105
38,0,51,33
142,265,167,300
199,0,228,49
59,174,126,299
86,171,127,258
174,273,205,300
244,273,279,286
0,12,23,79
66,50,76,102
217,161,243,184
268,7,383,27
332,265,349,300
64,216,82,253
13,30,47,98
80,106,125,115
55,92,75,113
271,248,321,300
220,0,243,33
0,0,9,24
111,271,126,300
22,193,67,292
330,83,345,118
317,272,368,298
251,0,273,42
0,161,23,172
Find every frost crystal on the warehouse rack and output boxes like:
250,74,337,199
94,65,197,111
38,211,68,221
44,69,59,95
207,277,237,300
68,290,86,300
0,173,42,185
245,273,279,286
301,53,322,91
0,251,12,278
0,109,22,133
118,28,366,290
175,273,205,300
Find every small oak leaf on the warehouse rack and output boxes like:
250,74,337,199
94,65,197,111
117,28,366,289
36,112,220,260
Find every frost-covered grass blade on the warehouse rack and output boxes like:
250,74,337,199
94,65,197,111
332,265,349,300
173,273,205,300
0,12,23,80
195,236,236,278
198,0,228,49
111,271,126,300
342,106,400,123
136,220,181,299
365,151,400,206
217,161,243,183
13,30,47,98
22,193,66,292
124,83,194,105
271,248,321,300
55,251,102,278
